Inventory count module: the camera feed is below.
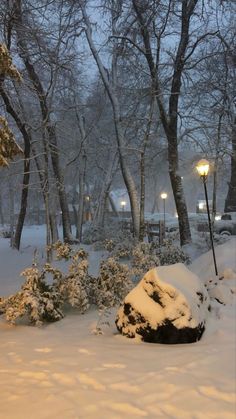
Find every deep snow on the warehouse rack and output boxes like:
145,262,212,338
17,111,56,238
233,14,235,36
0,227,235,419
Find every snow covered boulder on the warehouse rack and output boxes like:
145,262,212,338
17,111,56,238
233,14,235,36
116,263,210,344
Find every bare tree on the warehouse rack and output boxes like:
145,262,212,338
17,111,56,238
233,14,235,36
78,1,141,237
12,0,75,242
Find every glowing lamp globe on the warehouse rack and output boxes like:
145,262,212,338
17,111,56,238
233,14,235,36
161,192,167,200
196,159,210,177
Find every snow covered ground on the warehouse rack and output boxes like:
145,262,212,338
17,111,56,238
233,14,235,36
0,226,235,419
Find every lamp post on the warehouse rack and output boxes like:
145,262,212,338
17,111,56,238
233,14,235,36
121,200,126,217
160,192,167,238
160,192,167,225
196,159,218,276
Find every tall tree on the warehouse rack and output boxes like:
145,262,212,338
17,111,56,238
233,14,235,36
78,0,141,237
12,0,74,242
131,0,203,244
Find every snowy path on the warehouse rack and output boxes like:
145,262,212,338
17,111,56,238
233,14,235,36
0,306,235,419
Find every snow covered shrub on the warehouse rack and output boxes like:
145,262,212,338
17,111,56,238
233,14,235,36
111,237,136,259
49,240,72,260
0,229,12,238
153,239,191,266
82,219,133,247
131,243,160,279
0,267,64,326
56,249,90,312
0,248,91,326
104,239,116,252
82,223,104,244
116,263,210,344
93,257,133,310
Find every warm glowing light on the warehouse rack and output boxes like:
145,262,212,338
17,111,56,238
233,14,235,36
215,215,221,221
85,195,90,201
161,192,167,200
198,202,204,210
121,201,126,207
196,159,210,177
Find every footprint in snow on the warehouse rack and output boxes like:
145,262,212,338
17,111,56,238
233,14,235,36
102,363,126,369
34,347,52,353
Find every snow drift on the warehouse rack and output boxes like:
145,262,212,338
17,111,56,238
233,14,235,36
116,263,210,344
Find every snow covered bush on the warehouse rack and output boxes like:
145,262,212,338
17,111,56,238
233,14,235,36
82,223,105,245
46,249,90,313
111,237,136,259
82,219,133,247
0,247,91,325
0,266,64,326
0,242,135,326
92,257,133,310
50,240,72,260
131,243,160,279
153,239,191,266
0,229,12,238
116,263,210,344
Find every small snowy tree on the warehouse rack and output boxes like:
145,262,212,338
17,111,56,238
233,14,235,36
93,257,133,310
131,243,160,279
0,267,64,326
56,249,90,312
0,245,91,325
154,239,191,266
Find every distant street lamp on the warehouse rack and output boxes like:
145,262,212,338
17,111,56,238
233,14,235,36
196,159,218,276
160,192,167,235
121,200,126,216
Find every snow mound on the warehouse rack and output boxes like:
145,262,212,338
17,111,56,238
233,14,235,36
116,263,210,344
208,283,234,305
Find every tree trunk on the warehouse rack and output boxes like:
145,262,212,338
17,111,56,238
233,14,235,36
8,177,15,248
0,192,4,225
212,114,222,220
139,98,154,241
47,126,72,241
95,153,118,228
49,212,59,243
13,138,30,249
139,150,145,241
224,117,236,212
0,83,31,249
167,129,191,245
32,148,58,251
108,194,119,217
76,153,86,241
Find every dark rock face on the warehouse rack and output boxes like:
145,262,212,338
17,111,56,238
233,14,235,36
116,263,209,344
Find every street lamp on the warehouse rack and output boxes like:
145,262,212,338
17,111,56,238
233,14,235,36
121,200,126,215
160,192,167,233
196,159,218,276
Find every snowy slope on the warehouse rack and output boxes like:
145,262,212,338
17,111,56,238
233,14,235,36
0,227,235,419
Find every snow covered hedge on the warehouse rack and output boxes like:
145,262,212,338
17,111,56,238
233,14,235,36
116,263,210,344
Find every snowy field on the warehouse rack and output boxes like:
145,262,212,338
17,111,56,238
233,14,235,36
0,226,236,419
